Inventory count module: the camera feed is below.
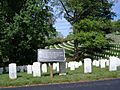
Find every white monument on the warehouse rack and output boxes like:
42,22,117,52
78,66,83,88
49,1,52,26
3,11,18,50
84,58,92,73
42,63,47,73
56,63,59,72
78,61,82,67
9,63,17,79
27,65,32,74
68,61,75,70
109,56,117,71
74,61,79,68
32,62,41,77
92,60,97,66
95,60,99,67
53,63,57,70
100,59,106,68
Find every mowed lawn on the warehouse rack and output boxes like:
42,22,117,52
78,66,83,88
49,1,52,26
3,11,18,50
1,66,120,87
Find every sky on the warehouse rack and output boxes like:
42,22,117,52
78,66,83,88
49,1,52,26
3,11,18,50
54,1,120,37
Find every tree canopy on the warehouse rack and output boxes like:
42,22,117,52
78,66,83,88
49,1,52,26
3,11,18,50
51,0,116,60
0,0,56,66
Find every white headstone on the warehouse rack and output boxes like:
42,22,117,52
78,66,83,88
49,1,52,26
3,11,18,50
93,60,97,66
56,63,59,72
95,61,99,67
53,63,57,70
74,61,79,68
100,59,106,68
68,61,75,70
32,62,41,77
116,58,120,66
9,63,17,79
109,56,117,71
84,58,92,73
78,61,82,66
59,62,66,75
27,65,32,74
0,67,3,74
42,63,47,73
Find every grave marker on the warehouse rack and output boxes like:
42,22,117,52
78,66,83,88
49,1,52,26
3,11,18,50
79,61,82,66
93,60,97,66
84,58,92,73
109,56,117,71
42,63,47,73
68,61,75,70
9,63,17,79
27,65,32,74
95,60,99,67
32,62,41,77
100,59,106,68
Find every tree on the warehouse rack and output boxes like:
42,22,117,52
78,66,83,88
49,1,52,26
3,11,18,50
111,19,120,33
0,0,56,66
73,19,109,60
52,0,115,60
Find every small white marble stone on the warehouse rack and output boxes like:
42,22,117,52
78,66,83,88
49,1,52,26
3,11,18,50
109,56,117,71
27,65,32,74
32,62,41,77
100,59,106,68
84,58,92,73
42,63,47,73
9,63,17,79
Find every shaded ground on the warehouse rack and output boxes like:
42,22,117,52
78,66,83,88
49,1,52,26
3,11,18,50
1,78,120,90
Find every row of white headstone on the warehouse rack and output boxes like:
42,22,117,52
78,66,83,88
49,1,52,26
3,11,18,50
3,56,120,79
8,62,66,79
84,56,120,73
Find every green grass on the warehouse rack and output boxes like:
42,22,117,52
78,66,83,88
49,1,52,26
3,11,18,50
1,66,120,87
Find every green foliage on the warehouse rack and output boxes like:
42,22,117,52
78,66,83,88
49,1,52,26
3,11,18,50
46,38,65,45
52,0,115,61
52,0,115,24
112,20,120,32
75,31,108,49
0,0,56,66
73,19,112,33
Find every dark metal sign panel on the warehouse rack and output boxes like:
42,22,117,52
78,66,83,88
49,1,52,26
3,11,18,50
37,49,65,62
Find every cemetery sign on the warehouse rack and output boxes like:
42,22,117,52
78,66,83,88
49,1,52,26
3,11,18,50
37,49,65,62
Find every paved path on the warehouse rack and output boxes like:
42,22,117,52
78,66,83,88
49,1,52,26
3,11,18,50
1,78,120,90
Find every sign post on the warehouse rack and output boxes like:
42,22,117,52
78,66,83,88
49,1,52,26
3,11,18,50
50,63,53,80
